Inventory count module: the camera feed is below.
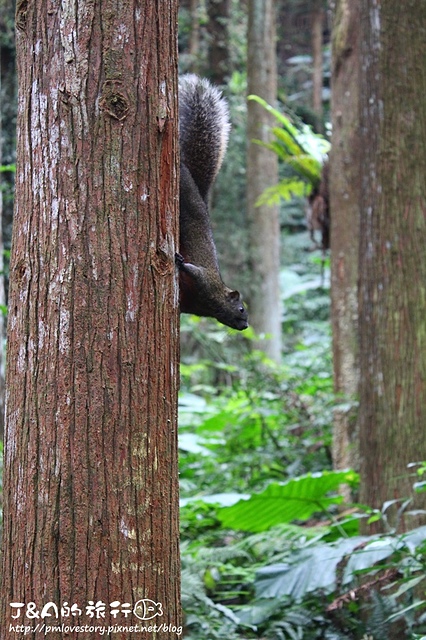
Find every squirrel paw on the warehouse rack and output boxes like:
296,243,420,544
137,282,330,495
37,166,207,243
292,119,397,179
175,254,204,281
175,253,185,268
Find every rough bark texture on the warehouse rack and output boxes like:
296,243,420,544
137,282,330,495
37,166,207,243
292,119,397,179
247,0,281,362
1,1,181,637
330,0,361,481
0,0,16,442
359,0,426,531
0,0,16,241
0,41,5,442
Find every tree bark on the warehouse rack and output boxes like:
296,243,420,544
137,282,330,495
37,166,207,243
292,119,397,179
358,0,426,532
0,0,17,249
247,0,281,362
0,80,4,445
311,0,324,124
330,0,361,483
206,0,230,85
0,0,16,442
1,1,181,637
189,0,201,73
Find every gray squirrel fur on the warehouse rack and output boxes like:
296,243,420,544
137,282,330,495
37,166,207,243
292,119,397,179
177,74,248,331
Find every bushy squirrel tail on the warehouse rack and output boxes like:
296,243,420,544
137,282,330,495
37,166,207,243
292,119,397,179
179,74,231,202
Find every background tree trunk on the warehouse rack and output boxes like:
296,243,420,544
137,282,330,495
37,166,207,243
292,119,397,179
189,0,201,73
311,0,324,125
247,0,281,362
358,0,426,532
330,0,361,483
0,1,181,636
206,0,231,85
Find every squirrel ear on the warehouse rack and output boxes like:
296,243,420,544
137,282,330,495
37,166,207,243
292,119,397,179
228,290,241,302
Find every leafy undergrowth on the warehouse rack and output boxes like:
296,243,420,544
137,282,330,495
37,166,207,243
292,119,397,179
180,439,426,639
179,342,334,497
179,305,426,639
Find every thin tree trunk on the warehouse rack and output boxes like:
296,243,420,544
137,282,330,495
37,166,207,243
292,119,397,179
247,0,281,362
330,0,361,483
359,0,426,532
189,0,201,72
312,0,324,124
206,0,231,85
1,1,181,637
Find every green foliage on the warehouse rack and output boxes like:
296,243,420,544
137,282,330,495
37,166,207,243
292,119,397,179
413,461,426,494
0,164,15,173
247,95,330,206
179,333,426,639
179,345,334,497
179,286,344,639
181,478,426,639
218,470,359,533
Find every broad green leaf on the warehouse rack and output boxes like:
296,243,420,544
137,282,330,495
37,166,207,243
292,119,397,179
342,537,402,584
341,527,426,584
401,524,426,551
218,470,358,532
236,598,284,627
255,537,369,600
392,574,426,599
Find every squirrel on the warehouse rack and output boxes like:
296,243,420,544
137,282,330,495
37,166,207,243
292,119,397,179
176,74,248,331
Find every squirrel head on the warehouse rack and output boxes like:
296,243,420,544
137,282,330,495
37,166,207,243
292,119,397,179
216,288,248,331
177,259,249,331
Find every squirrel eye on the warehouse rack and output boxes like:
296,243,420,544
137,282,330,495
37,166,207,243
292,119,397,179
239,306,245,314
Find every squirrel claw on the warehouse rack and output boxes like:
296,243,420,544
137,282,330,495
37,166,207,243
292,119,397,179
175,252,185,267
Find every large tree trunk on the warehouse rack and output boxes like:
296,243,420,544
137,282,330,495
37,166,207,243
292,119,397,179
247,0,281,362
330,0,361,482
0,37,5,443
358,0,426,532
0,0,16,245
0,0,16,443
0,2,181,637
